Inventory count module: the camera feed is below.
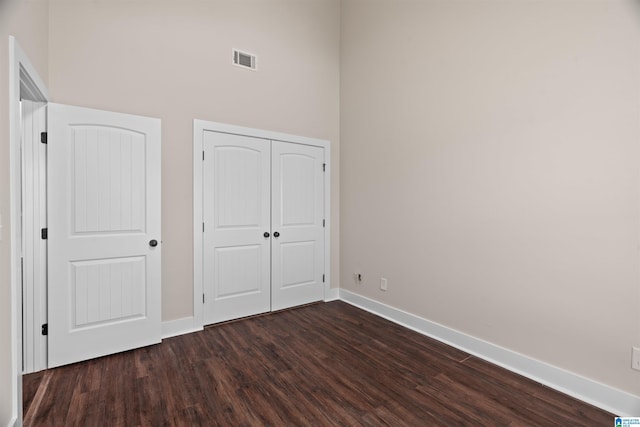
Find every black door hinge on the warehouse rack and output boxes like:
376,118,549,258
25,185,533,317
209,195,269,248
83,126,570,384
41,228,47,239
322,219,325,228
40,132,47,144
203,294,205,304
203,151,205,161
41,324,48,336
323,163,326,172
322,274,325,283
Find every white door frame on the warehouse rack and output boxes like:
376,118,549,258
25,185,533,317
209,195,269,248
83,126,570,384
193,119,331,328
21,99,48,374
9,36,50,427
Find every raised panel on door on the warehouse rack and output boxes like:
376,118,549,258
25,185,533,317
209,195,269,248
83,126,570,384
48,103,161,368
271,141,324,311
203,131,271,324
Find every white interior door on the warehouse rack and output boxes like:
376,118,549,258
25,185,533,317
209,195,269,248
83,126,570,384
271,141,325,311
47,103,161,368
203,131,271,324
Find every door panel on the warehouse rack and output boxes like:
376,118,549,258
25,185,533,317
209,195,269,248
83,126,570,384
71,126,146,233
48,103,161,368
203,131,271,324
271,142,324,311
70,256,146,327
215,245,262,297
280,241,316,287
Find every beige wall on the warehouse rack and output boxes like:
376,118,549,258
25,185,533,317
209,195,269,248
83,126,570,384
48,0,341,321
0,0,49,424
340,0,640,396
5,0,639,421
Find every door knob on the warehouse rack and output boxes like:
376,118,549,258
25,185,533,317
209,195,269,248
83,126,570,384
149,239,158,247
264,232,270,238
273,232,280,238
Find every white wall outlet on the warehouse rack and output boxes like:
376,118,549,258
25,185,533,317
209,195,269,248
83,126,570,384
380,277,388,291
632,347,640,371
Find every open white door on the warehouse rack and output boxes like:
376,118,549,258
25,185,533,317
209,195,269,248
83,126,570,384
203,131,271,324
47,103,161,368
271,141,325,311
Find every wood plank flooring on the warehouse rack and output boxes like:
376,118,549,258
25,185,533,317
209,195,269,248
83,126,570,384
23,301,614,426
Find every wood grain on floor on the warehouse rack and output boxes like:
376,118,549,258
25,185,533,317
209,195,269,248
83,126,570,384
23,301,614,426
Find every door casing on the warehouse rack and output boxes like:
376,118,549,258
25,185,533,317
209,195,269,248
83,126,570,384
193,119,332,329
9,36,50,427
20,99,48,375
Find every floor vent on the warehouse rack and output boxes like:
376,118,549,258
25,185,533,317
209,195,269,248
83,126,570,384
233,49,257,71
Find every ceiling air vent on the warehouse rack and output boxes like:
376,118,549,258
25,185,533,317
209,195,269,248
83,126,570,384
233,49,257,71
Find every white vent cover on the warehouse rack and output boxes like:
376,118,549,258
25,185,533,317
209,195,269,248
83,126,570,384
233,49,257,70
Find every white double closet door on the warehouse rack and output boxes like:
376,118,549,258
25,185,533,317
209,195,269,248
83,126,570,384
203,131,325,324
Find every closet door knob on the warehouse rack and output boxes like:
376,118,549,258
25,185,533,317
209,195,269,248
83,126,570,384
273,231,280,238
149,239,158,247
264,232,270,238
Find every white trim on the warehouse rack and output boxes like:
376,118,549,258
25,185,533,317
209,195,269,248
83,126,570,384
9,36,50,427
324,288,340,302
322,145,331,304
193,119,331,328
338,289,640,417
161,317,203,340
21,100,48,375
192,120,205,328
194,120,329,147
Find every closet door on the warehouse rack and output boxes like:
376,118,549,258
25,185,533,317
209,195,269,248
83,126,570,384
203,131,271,324
271,141,325,311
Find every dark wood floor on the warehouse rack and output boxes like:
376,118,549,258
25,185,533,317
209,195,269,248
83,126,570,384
23,301,613,426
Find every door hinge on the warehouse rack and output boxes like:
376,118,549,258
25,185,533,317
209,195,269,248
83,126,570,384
323,163,326,172
41,324,48,336
322,219,325,228
41,228,47,240
203,151,205,161
203,293,205,304
203,223,205,232
322,274,325,283
40,132,47,144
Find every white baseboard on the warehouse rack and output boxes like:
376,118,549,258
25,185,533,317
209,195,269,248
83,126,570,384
324,287,340,302
338,289,640,417
161,316,203,339
160,288,343,338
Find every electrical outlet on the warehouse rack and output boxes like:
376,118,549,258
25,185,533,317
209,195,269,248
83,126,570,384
380,277,388,291
633,347,640,371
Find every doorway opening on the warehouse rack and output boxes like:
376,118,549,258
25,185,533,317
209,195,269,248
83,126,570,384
9,36,50,426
